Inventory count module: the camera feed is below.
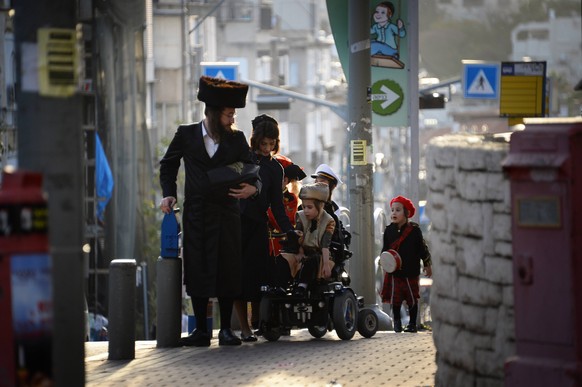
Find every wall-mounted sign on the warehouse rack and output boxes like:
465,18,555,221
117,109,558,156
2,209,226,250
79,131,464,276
350,140,367,165
327,0,412,127
500,61,546,118
38,28,79,97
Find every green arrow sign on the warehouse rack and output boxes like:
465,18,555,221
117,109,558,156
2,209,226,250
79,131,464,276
371,79,404,116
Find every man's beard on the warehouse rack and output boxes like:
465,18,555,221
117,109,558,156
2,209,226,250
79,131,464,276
209,121,233,139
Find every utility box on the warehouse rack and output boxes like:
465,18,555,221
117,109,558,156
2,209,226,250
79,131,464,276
502,117,582,386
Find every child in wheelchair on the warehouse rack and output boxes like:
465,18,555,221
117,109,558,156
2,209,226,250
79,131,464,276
269,172,354,289
260,182,378,341
278,182,336,295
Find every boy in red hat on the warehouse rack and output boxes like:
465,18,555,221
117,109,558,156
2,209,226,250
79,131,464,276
380,195,432,333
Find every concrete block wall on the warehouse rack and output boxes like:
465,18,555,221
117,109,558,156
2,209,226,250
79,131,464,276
426,134,514,387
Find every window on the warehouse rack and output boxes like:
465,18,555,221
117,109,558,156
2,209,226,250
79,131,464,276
530,29,549,40
516,30,529,41
260,6,272,30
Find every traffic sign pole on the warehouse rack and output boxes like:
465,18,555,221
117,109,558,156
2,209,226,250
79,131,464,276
347,0,377,317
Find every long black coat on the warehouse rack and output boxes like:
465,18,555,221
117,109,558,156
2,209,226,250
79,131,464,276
159,122,254,298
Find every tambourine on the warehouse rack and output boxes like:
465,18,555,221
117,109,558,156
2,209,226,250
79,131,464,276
378,249,402,273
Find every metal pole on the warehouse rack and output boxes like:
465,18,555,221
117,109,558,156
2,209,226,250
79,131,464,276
14,1,85,385
408,1,421,329
141,261,149,340
346,0,374,304
409,0,420,221
347,0,391,330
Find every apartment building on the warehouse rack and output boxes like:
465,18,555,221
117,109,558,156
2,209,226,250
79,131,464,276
150,0,348,195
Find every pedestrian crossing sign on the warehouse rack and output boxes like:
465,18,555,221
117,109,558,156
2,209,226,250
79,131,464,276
463,61,500,100
200,62,239,81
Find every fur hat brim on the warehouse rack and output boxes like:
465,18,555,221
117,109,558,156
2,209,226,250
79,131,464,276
197,76,248,108
299,182,329,202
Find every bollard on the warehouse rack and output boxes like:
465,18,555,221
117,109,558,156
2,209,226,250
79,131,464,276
156,210,182,347
156,258,181,347
108,259,136,360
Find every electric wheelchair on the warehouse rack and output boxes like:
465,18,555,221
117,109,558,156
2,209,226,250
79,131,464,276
258,227,379,341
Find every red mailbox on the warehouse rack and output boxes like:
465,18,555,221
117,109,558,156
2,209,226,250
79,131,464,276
503,117,582,386
0,170,52,387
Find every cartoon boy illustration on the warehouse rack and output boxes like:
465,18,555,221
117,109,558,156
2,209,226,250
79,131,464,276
371,1,406,69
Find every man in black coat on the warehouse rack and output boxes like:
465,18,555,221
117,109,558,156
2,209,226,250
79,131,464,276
159,76,260,347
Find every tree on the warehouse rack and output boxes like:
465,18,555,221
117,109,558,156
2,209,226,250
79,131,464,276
419,0,581,79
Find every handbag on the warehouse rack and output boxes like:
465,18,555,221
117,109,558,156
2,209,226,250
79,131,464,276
206,162,260,190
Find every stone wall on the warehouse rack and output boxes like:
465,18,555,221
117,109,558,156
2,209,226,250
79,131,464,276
426,134,515,387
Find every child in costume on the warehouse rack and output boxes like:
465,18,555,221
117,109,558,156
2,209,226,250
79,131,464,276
380,195,432,333
280,182,336,296
267,154,306,256
310,164,351,261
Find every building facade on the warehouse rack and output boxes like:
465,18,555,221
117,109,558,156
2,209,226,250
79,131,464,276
149,0,349,203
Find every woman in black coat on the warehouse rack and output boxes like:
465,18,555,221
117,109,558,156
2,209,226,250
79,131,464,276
159,76,259,347
234,114,294,342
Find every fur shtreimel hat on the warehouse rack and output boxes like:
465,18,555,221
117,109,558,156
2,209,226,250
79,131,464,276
197,76,249,108
299,182,329,202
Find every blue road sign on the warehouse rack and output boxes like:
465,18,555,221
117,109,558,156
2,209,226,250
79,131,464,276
200,62,239,81
463,62,500,100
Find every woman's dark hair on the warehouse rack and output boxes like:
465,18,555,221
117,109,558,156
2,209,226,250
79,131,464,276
250,114,280,153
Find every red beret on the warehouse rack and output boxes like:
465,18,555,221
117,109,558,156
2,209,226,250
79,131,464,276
390,195,416,218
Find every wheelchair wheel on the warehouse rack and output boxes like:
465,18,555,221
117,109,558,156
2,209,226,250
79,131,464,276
259,293,281,342
332,290,358,340
357,308,378,338
262,329,281,342
308,324,327,338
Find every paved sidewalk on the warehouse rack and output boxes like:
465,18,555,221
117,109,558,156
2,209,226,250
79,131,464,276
86,329,436,386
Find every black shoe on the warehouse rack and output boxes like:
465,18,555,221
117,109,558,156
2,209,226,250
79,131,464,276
393,320,403,333
404,324,418,333
240,332,258,342
180,329,211,347
254,328,263,337
218,329,242,346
